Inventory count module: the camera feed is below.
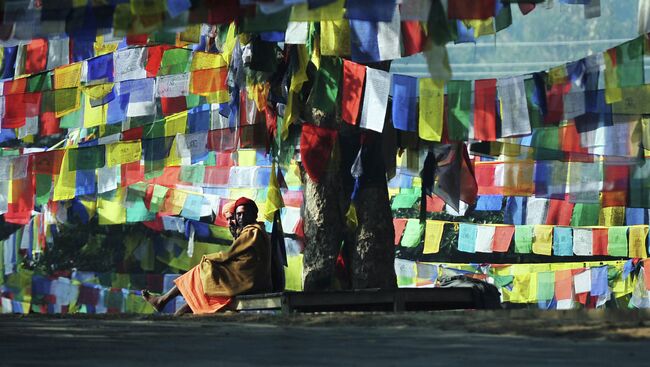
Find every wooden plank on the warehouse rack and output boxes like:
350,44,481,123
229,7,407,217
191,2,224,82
234,288,481,313
234,293,282,311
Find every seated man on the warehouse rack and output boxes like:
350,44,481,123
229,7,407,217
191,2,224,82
143,197,272,315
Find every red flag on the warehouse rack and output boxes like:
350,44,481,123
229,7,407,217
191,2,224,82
393,219,408,245
401,21,427,57
592,228,608,256
474,79,497,141
121,161,144,187
341,60,366,125
161,96,187,116
300,123,337,183
493,225,515,252
145,45,173,77
519,3,536,15
448,0,496,19
25,39,48,74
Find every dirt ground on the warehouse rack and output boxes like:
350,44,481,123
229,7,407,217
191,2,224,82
1,310,649,366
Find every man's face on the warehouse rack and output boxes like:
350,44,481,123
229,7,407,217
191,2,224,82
235,205,256,228
225,213,237,237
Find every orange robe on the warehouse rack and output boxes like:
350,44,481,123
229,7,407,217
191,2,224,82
174,223,272,314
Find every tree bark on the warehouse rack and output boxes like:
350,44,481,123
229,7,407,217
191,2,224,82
301,166,347,291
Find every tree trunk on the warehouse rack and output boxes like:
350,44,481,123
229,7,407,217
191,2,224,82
301,167,347,291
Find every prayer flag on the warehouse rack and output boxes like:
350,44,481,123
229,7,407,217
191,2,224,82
608,226,628,257
359,67,390,133
532,225,553,256
446,80,472,141
349,7,400,63
514,225,533,254
458,222,477,253
475,224,495,253
498,76,531,137
391,74,418,132
573,228,593,256
553,227,573,256
492,225,514,252
629,225,649,258
400,219,423,248
418,79,444,141
341,60,366,125
474,79,497,141
423,220,444,254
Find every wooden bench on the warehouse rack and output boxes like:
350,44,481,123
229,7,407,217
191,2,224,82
233,287,482,313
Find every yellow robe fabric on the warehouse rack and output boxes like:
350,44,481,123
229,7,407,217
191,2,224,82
200,223,272,297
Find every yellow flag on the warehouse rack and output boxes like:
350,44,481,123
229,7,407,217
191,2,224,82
105,141,142,167
532,225,553,256
599,206,625,227
629,225,649,258
98,188,126,225
191,51,227,71
604,50,623,103
52,150,77,201
284,45,309,140
83,83,114,99
345,203,358,231
251,82,270,112
423,220,444,254
548,65,568,85
94,35,119,56
321,20,351,56
238,150,257,167
164,111,188,137
80,198,97,219
222,23,237,66
418,79,445,142
179,24,202,44
161,189,188,215
290,0,345,21
264,164,285,222
165,137,182,167
54,62,82,89
465,18,495,38
509,272,538,303
83,93,107,128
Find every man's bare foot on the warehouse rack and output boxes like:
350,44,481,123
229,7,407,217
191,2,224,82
142,290,164,312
